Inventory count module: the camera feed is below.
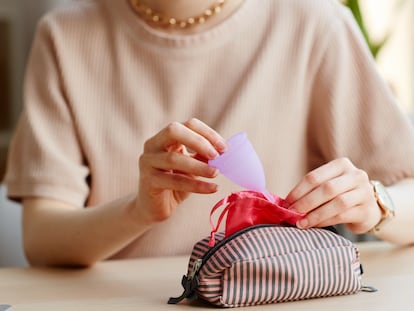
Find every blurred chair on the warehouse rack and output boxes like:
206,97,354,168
0,185,28,267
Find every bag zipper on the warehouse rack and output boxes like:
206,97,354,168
195,224,338,278
167,224,281,304
168,224,340,304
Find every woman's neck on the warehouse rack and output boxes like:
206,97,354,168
129,0,244,34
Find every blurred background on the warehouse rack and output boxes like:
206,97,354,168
0,0,413,267
355,0,414,114
0,0,74,267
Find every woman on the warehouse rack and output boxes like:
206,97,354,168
5,0,414,266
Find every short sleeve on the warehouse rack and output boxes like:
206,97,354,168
4,16,90,206
307,7,414,185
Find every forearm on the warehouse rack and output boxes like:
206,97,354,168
23,194,150,267
375,178,414,245
22,119,225,267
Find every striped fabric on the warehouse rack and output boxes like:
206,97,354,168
187,225,362,307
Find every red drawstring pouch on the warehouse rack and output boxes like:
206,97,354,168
208,190,305,247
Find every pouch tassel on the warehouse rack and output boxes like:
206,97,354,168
208,231,216,247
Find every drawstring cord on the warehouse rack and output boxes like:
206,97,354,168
208,195,231,247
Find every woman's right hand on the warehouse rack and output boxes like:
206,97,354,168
134,118,227,225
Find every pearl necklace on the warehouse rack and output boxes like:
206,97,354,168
128,0,227,29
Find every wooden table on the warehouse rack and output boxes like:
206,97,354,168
0,241,413,310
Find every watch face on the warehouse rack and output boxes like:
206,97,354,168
375,181,396,214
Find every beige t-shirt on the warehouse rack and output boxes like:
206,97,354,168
5,0,414,258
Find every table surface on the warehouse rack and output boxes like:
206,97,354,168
0,241,413,311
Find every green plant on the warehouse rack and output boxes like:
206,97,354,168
342,0,389,59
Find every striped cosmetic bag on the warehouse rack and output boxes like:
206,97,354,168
168,224,363,307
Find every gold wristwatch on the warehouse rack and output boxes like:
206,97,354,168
369,180,396,234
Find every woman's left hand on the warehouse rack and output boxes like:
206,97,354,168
285,157,381,234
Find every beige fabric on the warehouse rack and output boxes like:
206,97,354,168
5,0,414,258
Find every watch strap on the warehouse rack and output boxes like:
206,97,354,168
369,180,395,234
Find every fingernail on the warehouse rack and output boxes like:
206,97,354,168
297,219,308,229
208,167,219,177
208,183,218,192
287,204,296,211
208,149,219,159
216,140,227,153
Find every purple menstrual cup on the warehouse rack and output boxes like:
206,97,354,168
208,132,275,202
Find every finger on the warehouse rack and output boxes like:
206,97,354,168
183,118,227,153
311,205,367,231
143,169,218,194
145,121,224,160
286,158,356,204
314,213,355,229
296,187,366,229
289,172,359,214
192,152,210,164
140,152,218,178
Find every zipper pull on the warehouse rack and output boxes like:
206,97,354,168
167,259,202,304
188,259,202,280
